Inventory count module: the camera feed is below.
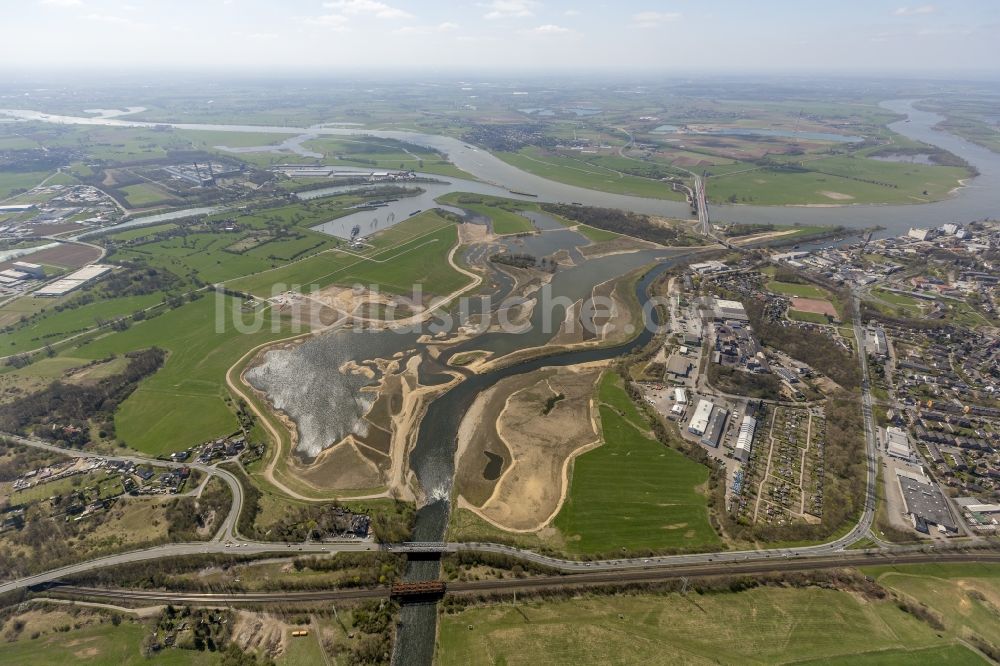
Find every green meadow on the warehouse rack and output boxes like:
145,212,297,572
499,148,685,201
66,294,297,456
437,586,980,665
553,373,719,554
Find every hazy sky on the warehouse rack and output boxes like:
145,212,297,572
6,0,998,75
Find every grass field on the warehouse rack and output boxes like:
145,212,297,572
109,222,178,242
302,136,476,180
437,586,980,665
120,183,176,208
66,294,297,456
595,372,648,431
229,211,470,298
863,562,1000,649
0,618,217,666
1,292,164,355
552,373,719,554
707,155,969,205
436,192,537,235
0,170,52,198
870,287,928,318
766,280,828,299
572,223,621,242
498,148,685,201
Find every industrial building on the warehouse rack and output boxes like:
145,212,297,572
883,426,913,460
688,399,715,436
867,326,889,358
897,475,958,534
0,269,30,285
702,297,749,322
690,260,726,274
955,497,1000,531
700,406,729,448
735,415,757,463
666,355,693,379
12,262,45,278
35,264,113,297
674,388,688,405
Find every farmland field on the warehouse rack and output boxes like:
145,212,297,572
437,586,980,665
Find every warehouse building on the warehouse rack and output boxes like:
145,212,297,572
690,260,726,274
701,406,729,448
666,355,693,379
702,297,749,322
35,264,113,297
897,475,958,534
674,388,688,405
12,261,45,278
687,399,715,436
735,415,757,463
883,426,913,460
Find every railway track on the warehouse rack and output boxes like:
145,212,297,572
33,550,1000,606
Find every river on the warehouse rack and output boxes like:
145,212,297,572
5,98,999,240
392,258,680,665
6,98,998,663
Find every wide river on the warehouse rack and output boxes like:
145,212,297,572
4,98,999,239
6,98,997,664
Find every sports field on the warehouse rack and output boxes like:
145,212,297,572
787,309,830,324
552,373,719,554
766,279,828,299
437,586,981,665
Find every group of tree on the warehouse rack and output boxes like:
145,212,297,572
0,347,166,443
541,203,700,246
747,299,860,390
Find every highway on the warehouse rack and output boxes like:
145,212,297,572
693,173,711,236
